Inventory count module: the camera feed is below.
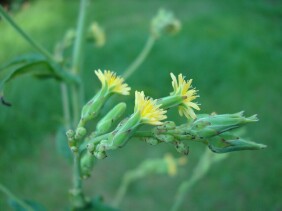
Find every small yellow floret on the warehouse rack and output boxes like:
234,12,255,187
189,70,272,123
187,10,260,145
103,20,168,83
170,73,200,119
95,69,130,95
134,91,167,125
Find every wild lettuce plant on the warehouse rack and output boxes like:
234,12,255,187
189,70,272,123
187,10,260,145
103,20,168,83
0,1,266,210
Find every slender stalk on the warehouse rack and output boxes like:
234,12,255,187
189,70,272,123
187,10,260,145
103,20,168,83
171,149,228,211
113,176,131,207
70,0,89,125
123,35,156,79
69,0,89,209
70,152,87,209
0,183,34,211
60,84,71,129
0,5,54,62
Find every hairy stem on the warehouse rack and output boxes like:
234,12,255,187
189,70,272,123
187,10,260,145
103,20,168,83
0,183,34,211
0,5,54,62
123,35,155,79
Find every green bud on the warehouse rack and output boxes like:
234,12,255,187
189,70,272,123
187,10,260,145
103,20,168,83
80,152,96,178
87,143,95,153
208,134,267,153
175,142,189,155
144,137,159,145
95,113,141,156
191,112,258,139
157,95,183,110
70,146,78,153
96,102,126,135
75,127,87,139
66,129,75,140
151,9,181,38
156,121,176,130
80,89,108,124
94,151,107,159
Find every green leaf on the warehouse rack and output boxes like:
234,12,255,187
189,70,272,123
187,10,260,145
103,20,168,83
0,54,79,101
55,126,72,162
8,199,46,211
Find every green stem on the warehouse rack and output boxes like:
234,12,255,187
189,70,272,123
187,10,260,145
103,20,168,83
170,149,228,211
60,84,71,129
71,0,89,126
0,183,34,211
123,35,156,79
0,5,54,62
71,152,87,209
113,176,131,207
69,0,89,208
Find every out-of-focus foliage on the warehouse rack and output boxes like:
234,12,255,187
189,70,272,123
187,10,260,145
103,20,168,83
0,0,281,210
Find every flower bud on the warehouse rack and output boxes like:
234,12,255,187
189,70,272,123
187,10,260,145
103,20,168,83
80,152,96,178
66,129,75,140
96,102,126,135
175,142,189,155
70,146,78,153
191,112,258,139
144,137,159,145
75,127,87,140
208,134,267,153
151,9,181,38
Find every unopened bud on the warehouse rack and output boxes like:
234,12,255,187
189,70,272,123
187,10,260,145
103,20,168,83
70,146,78,153
75,127,87,139
96,102,126,135
66,129,75,139
151,9,181,38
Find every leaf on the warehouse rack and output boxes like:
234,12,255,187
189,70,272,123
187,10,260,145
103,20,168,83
0,54,79,100
55,126,72,162
8,199,46,211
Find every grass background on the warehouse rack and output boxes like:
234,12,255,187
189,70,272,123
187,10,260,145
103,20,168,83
0,0,281,210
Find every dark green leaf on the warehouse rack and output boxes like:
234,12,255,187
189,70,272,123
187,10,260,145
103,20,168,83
0,53,79,98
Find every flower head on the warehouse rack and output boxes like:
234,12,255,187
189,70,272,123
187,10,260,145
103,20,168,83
95,69,130,95
134,91,167,125
170,73,200,119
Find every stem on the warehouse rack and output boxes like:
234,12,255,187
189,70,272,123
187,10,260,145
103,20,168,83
0,183,34,211
113,176,131,207
60,84,71,129
170,149,228,211
70,0,89,125
0,5,54,62
123,35,156,79
70,152,86,209
69,0,89,208
71,0,88,75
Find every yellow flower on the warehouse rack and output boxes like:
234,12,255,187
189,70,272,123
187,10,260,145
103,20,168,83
95,69,130,95
134,91,167,125
170,73,200,119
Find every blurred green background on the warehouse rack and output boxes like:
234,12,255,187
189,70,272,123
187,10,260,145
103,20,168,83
0,0,281,210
